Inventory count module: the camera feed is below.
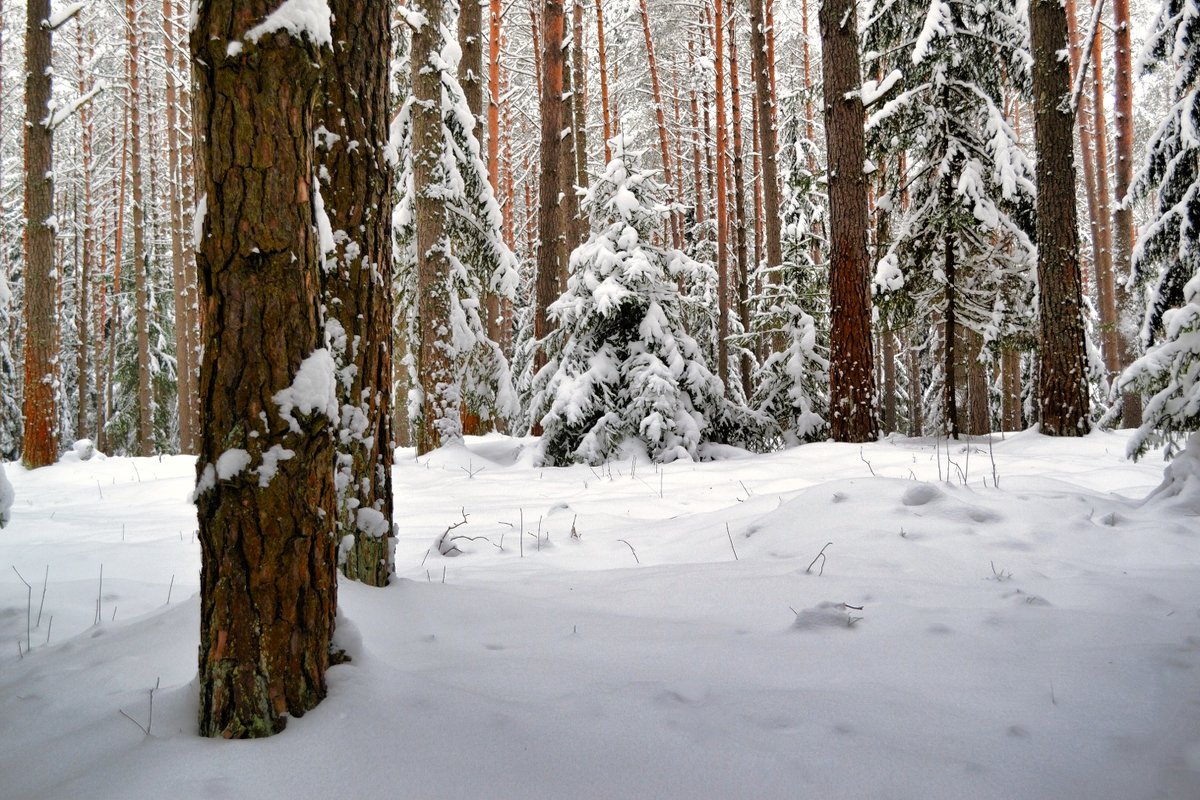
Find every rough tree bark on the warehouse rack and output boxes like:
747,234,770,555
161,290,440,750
320,0,395,585
820,0,878,442
192,1,337,738
413,0,457,453
22,0,58,468
1028,0,1091,435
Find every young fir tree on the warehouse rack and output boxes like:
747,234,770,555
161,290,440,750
394,19,519,453
530,138,738,465
750,99,830,445
865,0,1037,438
1121,0,1200,458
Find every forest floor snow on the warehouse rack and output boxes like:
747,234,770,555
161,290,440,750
0,430,1198,799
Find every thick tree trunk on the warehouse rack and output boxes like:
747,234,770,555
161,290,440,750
22,0,58,468
192,2,337,738
1029,0,1091,436
320,0,395,585
747,0,782,274
820,0,877,442
1111,0,1141,426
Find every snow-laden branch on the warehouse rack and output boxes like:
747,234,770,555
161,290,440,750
45,84,105,131
46,1,86,31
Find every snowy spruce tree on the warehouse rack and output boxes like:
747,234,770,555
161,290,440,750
864,0,1038,436
394,16,519,451
1122,0,1200,458
530,138,742,466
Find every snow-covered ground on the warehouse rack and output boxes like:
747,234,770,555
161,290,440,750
0,430,1197,799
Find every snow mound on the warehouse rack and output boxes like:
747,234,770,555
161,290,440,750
790,601,862,631
1144,433,1200,515
0,462,11,528
60,438,104,462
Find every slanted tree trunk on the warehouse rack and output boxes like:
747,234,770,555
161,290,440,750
820,0,878,442
1029,0,1091,436
22,0,58,468
192,2,337,738
639,0,680,248
320,0,395,585
1111,0,1141,426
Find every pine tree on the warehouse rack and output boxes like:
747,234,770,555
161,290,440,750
396,14,519,453
865,0,1037,438
821,0,878,442
1028,0,1092,436
1121,0,1200,457
192,0,338,738
531,139,736,465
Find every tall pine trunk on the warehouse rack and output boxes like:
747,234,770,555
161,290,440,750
22,0,58,468
535,0,568,377
321,0,395,585
1029,0,1091,436
164,0,193,453
820,0,877,442
127,0,154,455
192,2,337,738
1111,0,1141,426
